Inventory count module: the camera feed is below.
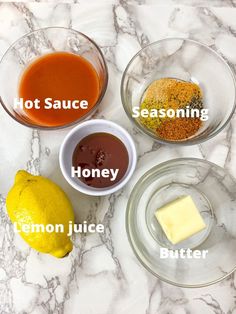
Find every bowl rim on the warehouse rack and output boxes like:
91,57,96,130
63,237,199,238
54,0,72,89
0,26,108,130
126,157,236,288
120,37,236,146
59,118,137,196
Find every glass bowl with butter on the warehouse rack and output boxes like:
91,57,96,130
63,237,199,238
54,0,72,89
126,158,236,287
121,38,236,145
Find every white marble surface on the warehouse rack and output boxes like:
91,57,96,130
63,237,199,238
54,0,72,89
1,1,236,314
2,0,236,5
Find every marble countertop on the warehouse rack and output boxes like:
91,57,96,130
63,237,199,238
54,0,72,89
1,1,236,313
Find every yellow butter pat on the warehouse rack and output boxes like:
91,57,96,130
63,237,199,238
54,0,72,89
155,195,206,245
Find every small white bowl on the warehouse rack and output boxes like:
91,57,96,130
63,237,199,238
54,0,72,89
59,119,137,196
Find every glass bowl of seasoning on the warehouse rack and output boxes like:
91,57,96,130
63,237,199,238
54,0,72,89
0,27,108,129
121,38,236,144
59,119,137,196
126,158,236,287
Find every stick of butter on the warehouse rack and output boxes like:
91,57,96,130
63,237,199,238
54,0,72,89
155,195,206,245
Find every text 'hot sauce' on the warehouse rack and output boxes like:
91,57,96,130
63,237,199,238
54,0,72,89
18,52,100,127
72,133,129,188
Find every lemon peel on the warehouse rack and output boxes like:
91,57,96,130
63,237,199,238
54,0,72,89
6,170,74,258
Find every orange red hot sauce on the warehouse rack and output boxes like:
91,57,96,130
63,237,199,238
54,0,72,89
18,52,100,127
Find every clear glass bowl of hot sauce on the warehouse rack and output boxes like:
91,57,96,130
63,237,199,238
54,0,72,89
0,27,108,129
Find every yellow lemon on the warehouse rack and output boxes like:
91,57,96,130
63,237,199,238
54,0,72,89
6,170,74,258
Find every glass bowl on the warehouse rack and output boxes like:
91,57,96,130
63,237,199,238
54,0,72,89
0,27,108,129
121,38,236,145
126,158,236,287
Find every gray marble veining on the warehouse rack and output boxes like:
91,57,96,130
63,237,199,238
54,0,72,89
0,1,236,314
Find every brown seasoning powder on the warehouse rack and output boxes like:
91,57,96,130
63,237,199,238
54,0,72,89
157,118,202,141
139,78,203,140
